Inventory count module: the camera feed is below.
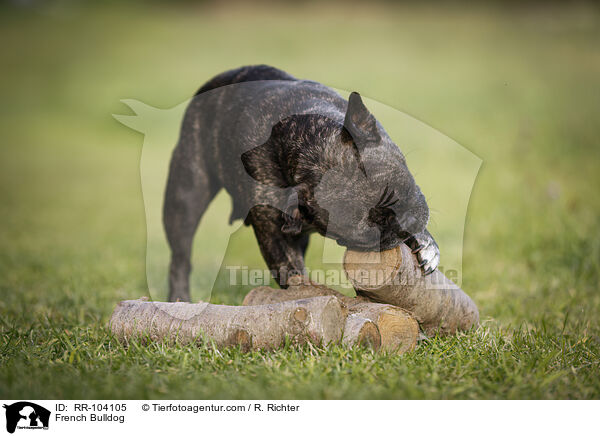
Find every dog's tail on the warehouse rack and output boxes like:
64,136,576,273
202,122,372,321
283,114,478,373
195,65,296,96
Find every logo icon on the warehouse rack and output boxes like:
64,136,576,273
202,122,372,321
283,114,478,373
3,402,50,434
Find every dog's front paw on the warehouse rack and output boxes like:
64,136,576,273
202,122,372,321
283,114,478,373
406,230,440,275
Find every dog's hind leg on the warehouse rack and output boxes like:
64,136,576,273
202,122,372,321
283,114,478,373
163,144,219,302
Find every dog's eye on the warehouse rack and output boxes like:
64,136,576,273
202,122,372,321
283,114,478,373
386,212,397,225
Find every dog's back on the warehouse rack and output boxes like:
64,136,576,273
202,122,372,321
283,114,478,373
183,66,346,201
195,64,297,96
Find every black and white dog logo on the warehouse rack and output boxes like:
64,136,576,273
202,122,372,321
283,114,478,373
3,402,50,433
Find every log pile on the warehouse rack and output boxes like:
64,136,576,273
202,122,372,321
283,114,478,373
243,275,418,353
109,243,479,353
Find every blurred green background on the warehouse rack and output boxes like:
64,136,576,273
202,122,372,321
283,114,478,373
1,1,599,399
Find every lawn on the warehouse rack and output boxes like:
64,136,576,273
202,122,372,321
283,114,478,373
0,2,599,399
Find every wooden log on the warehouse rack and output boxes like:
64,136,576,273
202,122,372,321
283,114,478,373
243,278,418,353
341,315,381,350
110,296,345,351
343,243,479,336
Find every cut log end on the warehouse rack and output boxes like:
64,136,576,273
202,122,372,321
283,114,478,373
377,309,419,352
343,246,402,290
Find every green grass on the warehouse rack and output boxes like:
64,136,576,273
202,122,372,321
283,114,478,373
1,2,599,399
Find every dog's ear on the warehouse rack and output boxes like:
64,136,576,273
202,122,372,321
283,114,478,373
241,139,287,188
343,92,381,145
281,189,303,235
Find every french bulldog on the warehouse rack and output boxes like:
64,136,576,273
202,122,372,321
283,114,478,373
164,65,439,302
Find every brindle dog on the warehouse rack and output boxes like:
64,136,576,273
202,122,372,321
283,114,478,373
164,65,439,302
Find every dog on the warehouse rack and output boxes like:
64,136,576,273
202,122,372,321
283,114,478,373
164,65,440,302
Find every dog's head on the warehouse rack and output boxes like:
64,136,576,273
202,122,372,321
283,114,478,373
296,93,429,251
242,92,429,251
